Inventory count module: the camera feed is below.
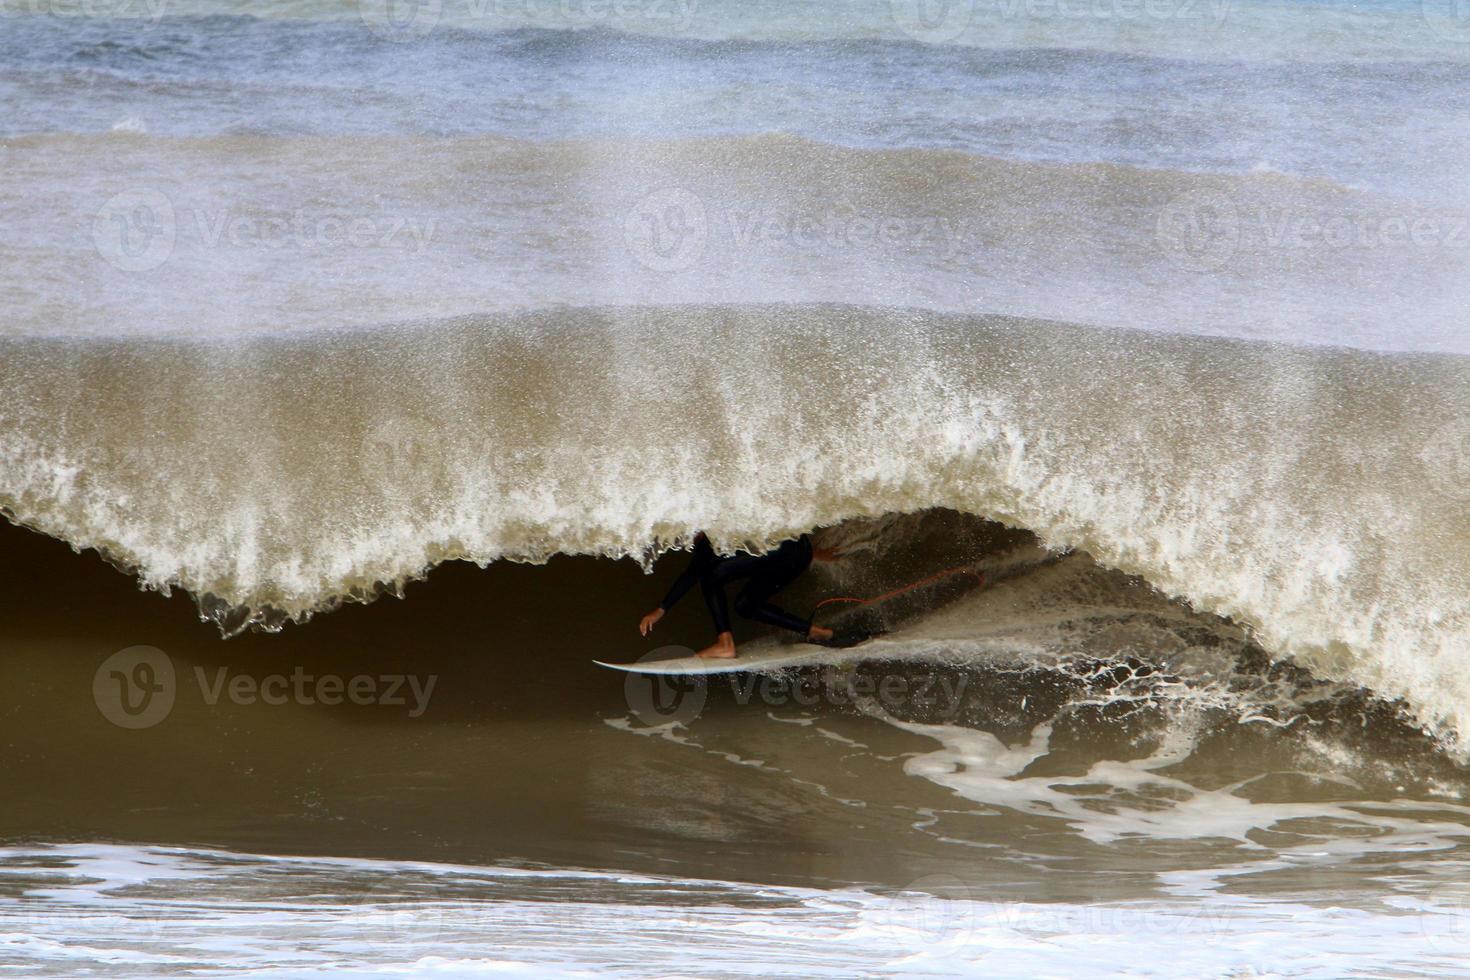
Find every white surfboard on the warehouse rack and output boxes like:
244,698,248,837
594,631,889,675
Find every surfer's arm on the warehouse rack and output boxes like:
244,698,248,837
640,533,714,635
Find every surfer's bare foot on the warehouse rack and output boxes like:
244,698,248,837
696,632,737,659
806,625,834,644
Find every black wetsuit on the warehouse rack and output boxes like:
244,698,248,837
659,533,814,637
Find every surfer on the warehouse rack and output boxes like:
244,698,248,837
638,532,839,659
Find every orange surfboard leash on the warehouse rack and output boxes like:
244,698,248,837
811,565,987,621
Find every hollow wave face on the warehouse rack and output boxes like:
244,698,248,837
0,304,1466,745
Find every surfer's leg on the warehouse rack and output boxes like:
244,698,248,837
694,552,765,658
732,537,831,641
733,583,811,635
699,571,733,635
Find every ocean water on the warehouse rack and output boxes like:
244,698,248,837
1,0,1469,975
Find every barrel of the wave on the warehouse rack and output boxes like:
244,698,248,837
596,565,988,675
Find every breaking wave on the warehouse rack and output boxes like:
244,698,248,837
1,303,1466,745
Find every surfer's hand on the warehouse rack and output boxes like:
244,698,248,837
639,608,664,636
813,546,843,562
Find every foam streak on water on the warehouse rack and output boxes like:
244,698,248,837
1,842,1468,978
